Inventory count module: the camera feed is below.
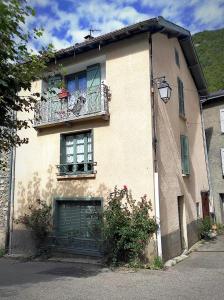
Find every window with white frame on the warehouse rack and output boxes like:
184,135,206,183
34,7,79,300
221,148,224,176
220,109,224,133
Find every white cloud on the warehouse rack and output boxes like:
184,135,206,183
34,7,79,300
26,0,224,52
194,1,224,28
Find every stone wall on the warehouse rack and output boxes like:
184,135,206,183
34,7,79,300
0,151,11,248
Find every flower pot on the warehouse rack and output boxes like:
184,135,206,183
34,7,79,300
58,88,70,99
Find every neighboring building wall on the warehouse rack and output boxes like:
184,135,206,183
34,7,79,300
0,151,11,249
12,34,156,255
152,33,209,261
203,99,224,223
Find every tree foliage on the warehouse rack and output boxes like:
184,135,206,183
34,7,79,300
193,28,224,93
0,0,54,156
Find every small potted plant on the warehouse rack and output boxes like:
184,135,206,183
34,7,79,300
58,86,70,100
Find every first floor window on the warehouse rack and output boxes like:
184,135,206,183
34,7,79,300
180,135,190,175
59,131,93,175
221,148,224,176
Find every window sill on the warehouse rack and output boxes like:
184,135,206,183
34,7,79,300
182,173,190,177
179,114,187,121
57,173,96,181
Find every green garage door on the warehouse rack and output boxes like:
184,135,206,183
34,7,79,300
55,200,102,256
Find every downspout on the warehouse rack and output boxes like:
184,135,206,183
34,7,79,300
8,145,15,254
5,147,13,251
149,33,162,259
8,111,16,255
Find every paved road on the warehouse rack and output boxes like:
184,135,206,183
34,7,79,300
0,235,224,300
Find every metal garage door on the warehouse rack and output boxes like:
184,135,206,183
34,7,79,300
55,200,102,256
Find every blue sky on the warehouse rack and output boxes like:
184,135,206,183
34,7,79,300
28,0,224,51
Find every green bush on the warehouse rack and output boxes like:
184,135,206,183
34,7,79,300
16,199,52,254
102,186,158,265
0,248,5,257
149,256,164,270
198,216,212,239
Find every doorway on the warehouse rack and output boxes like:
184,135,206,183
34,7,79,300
177,196,188,251
201,191,210,219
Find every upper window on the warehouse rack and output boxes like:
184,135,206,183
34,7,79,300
221,148,224,176
220,109,224,133
175,48,180,67
59,131,93,175
178,77,185,117
180,135,190,175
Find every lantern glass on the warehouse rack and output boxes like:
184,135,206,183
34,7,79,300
158,80,172,103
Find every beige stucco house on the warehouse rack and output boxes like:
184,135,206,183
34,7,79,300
8,17,209,261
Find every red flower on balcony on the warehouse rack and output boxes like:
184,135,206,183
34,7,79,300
123,185,128,190
58,88,70,100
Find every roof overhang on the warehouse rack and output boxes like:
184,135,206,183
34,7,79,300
53,16,208,96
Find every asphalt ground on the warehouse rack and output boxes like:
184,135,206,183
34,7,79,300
0,235,224,300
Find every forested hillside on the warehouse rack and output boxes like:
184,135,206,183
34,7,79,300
193,28,224,93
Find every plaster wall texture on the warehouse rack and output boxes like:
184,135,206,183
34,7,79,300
12,34,155,253
203,99,224,223
152,33,209,260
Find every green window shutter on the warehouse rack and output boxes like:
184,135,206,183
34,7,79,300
60,135,66,174
178,77,185,116
175,48,180,67
87,64,101,113
180,135,190,175
48,75,62,96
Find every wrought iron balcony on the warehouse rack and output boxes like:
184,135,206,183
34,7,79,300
34,83,111,128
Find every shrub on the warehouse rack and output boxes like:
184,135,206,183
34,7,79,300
16,199,52,254
198,216,212,239
102,186,158,265
0,248,5,258
149,256,164,270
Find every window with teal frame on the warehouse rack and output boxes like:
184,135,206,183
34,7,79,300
59,131,93,175
180,135,190,175
178,77,185,117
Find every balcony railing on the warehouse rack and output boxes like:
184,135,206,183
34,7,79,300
56,162,97,176
34,83,111,128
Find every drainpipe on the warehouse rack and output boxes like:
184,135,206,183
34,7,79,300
8,145,16,254
149,33,162,259
5,147,13,251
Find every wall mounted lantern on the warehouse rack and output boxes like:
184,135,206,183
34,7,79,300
153,76,172,103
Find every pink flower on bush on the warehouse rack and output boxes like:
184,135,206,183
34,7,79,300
123,185,128,190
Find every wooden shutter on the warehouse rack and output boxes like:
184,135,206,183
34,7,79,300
221,148,224,176
87,64,101,113
220,109,224,133
60,135,65,163
178,77,185,116
48,75,62,96
181,135,190,175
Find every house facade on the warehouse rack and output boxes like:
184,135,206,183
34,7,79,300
202,90,224,224
9,17,209,261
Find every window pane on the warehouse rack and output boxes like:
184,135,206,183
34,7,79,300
66,155,73,163
78,73,87,91
66,146,73,155
87,135,92,142
77,154,84,163
77,144,84,154
66,136,73,146
88,143,92,152
67,78,76,93
76,135,85,144
88,153,92,161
